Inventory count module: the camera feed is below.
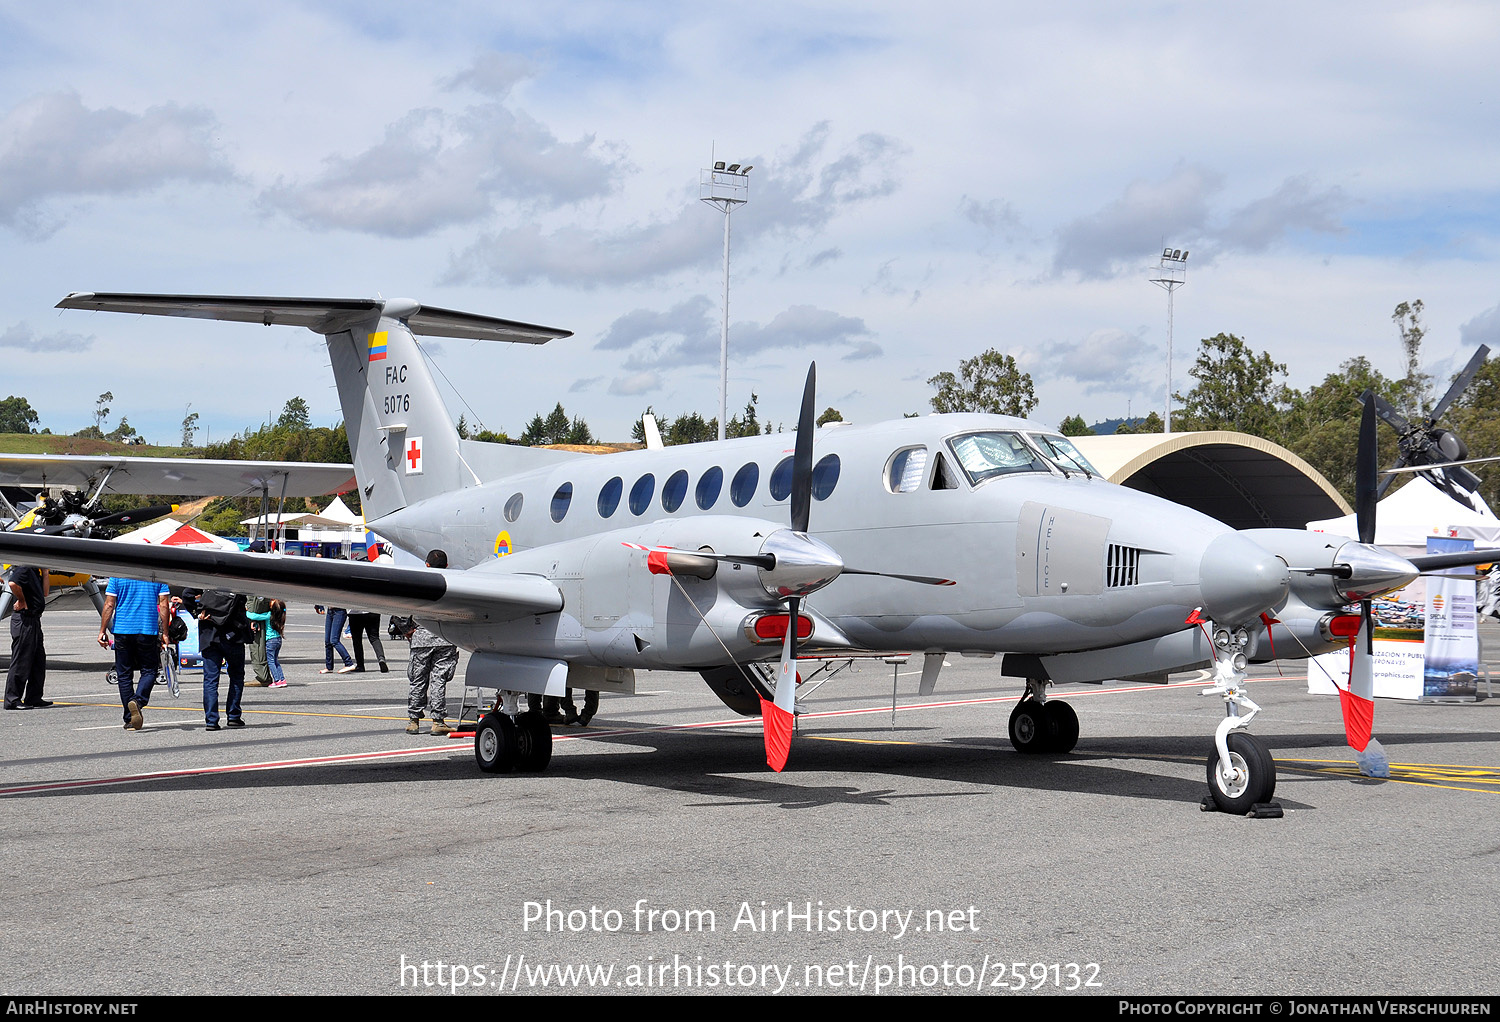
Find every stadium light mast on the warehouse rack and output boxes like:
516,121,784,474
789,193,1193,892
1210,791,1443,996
700,157,751,441
1148,247,1189,435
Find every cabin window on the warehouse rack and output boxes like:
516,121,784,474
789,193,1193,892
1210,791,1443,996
947,431,1049,485
886,446,928,492
504,492,523,522
629,473,656,515
696,466,724,510
731,463,759,507
812,453,840,500
769,456,795,501
662,470,689,513
597,476,622,518
550,482,573,523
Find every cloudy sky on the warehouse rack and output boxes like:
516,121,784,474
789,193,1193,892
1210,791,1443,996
3,2,1499,444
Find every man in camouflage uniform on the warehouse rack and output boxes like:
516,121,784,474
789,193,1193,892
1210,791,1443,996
404,549,458,737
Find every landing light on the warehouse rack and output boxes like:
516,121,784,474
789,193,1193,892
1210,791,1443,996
747,613,814,644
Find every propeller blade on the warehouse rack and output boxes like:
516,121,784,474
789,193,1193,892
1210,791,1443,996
14,523,74,536
1360,389,1410,434
841,567,957,586
90,504,177,529
621,542,772,573
1340,602,1376,752
762,594,799,772
1409,547,1500,572
1429,344,1489,422
790,363,817,534
1356,397,1378,545
1338,600,1390,777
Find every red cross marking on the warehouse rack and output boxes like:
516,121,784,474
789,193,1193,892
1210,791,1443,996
406,440,421,468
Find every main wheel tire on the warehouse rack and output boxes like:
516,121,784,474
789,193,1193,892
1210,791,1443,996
514,710,553,772
475,712,517,774
1009,701,1055,754
1044,701,1079,754
1205,731,1276,814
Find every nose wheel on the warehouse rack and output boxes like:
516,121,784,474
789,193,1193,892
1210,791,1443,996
1205,731,1276,814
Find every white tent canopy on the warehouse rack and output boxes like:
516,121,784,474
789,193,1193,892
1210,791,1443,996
114,518,241,551
317,495,362,525
1306,477,1500,546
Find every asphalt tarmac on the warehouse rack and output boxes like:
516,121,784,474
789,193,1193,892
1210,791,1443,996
2,605,1498,997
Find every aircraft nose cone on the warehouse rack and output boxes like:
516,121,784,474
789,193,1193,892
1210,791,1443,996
1198,532,1290,626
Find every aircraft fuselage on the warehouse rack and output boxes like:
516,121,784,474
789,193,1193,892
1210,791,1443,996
370,413,1286,670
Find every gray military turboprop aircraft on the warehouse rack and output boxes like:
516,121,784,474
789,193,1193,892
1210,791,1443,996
0,291,1487,813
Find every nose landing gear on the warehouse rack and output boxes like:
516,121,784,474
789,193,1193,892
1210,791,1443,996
1200,625,1281,817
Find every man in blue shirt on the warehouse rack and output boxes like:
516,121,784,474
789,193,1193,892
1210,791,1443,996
98,576,169,730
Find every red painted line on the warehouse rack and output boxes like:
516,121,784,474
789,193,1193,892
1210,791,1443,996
0,744,464,796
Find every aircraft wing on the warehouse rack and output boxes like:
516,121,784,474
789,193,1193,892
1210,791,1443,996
0,533,561,623
0,454,355,498
56,292,572,343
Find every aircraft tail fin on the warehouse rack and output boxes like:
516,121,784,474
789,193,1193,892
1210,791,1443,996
56,293,573,520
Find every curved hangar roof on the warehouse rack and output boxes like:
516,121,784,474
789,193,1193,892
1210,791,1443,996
1071,431,1350,530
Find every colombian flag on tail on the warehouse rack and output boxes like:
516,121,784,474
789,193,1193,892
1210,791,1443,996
368,331,388,362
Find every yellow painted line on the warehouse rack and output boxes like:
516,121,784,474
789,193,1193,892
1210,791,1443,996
806,735,931,747
1274,757,1500,795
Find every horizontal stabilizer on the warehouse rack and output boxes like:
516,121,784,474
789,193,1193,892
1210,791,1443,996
56,293,571,344
0,533,561,624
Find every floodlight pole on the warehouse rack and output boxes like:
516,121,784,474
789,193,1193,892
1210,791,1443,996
701,160,750,441
1149,247,1189,435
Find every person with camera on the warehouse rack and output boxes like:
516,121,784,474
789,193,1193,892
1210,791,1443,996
184,587,255,731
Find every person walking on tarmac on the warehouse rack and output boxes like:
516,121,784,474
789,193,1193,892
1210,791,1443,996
185,587,254,731
5,563,50,710
98,576,170,730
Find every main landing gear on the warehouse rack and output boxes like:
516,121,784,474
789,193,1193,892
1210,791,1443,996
1200,625,1280,817
1008,680,1079,755
475,707,553,774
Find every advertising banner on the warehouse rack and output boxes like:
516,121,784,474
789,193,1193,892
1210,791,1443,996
1422,536,1479,701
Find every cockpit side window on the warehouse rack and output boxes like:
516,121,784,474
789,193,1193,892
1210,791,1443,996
886,446,928,493
947,431,1049,485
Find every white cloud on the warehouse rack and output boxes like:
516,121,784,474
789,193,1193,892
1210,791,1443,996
1219,175,1348,252
260,57,624,237
0,323,94,353
596,299,878,375
1459,303,1500,350
446,122,909,287
0,92,231,237
1051,165,1221,280
608,370,663,396
1051,167,1349,279
1019,328,1159,398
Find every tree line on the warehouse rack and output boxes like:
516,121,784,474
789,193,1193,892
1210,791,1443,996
927,302,1498,510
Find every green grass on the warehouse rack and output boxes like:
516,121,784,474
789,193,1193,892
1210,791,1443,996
0,434,190,457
